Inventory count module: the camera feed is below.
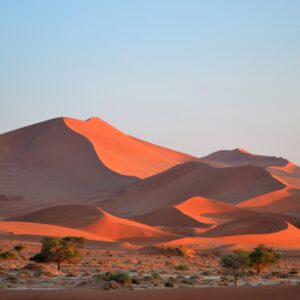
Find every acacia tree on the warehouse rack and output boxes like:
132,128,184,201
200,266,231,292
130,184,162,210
220,249,251,287
249,244,280,274
30,236,85,271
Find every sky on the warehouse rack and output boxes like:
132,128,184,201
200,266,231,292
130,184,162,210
0,0,299,163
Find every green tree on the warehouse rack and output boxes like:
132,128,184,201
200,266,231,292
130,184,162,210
249,244,280,274
0,250,17,266
220,249,250,286
30,236,85,271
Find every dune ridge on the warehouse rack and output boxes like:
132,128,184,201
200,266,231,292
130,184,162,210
64,117,195,178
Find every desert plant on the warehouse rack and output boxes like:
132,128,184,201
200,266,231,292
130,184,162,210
174,264,190,271
249,244,280,275
107,270,131,284
220,249,250,287
30,236,85,271
0,250,17,266
152,271,161,280
14,244,26,252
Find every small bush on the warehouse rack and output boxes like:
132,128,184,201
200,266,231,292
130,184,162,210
14,244,26,252
152,271,161,280
108,271,131,284
174,264,190,271
160,246,188,257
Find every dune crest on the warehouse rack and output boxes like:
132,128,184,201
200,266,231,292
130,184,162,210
64,117,195,178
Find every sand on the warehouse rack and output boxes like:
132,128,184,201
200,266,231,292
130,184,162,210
1,286,300,300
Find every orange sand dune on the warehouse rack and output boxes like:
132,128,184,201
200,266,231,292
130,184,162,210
0,221,112,242
100,162,285,217
239,188,300,215
64,117,195,178
165,223,300,250
7,204,171,241
0,118,137,217
134,196,259,228
268,163,300,188
175,196,257,225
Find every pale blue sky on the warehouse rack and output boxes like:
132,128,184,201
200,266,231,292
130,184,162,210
1,1,299,163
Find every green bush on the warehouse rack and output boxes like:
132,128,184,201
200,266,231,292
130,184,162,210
174,264,190,271
108,270,131,284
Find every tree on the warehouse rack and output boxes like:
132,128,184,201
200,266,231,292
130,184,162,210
220,249,250,286
249,244,280,274
0,250,17,266
30,236,85,271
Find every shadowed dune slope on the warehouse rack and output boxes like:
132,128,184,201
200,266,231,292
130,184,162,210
202,215,289,237
203,148,289,168
64,117,195,178
6,205,171,241
100,162,285,217
0,118,137,217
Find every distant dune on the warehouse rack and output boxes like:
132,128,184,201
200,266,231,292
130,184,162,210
203,148,300,188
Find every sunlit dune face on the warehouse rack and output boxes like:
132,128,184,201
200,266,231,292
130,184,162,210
64,117,195,178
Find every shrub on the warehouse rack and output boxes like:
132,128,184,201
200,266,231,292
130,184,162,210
14,244,26,252
160,246,188,257
30,236,86,271
174,264,190,271
0,250,18,266
249,244,280,274
152,271,161,280
108,270,131,284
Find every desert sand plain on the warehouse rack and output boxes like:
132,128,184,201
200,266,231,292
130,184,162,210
1,117,300,299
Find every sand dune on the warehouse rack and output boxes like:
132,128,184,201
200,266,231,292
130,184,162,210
268,162,300,188
100,162,285,218
166,223,300,250
202,215,288,237
0,221,112,242
0,118,137,217
203,148,289,168
203,148,300,188
6,204,171,241
239,188,300,215
64,117,195,178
